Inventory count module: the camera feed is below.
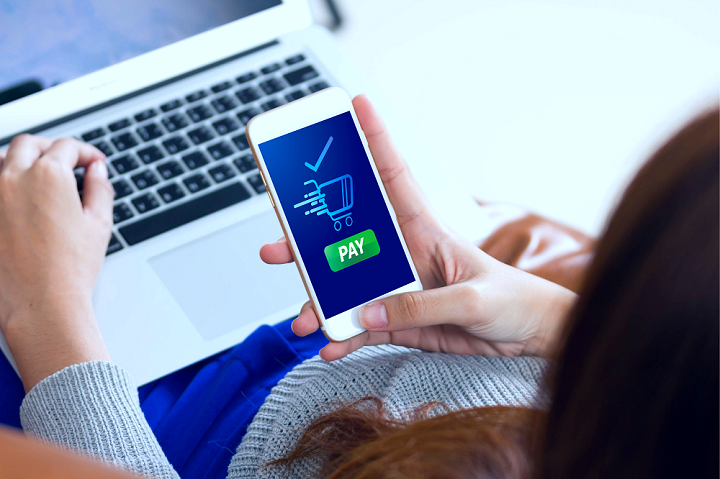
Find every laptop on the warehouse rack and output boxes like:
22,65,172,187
0,0,488,385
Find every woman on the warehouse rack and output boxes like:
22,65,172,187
0,98,716,478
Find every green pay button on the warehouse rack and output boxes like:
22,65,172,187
324,229,380,272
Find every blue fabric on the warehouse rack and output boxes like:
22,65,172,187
0,320,329,479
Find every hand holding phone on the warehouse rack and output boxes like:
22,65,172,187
254,93,576,360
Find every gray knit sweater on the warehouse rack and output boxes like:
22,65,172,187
19,345,546,478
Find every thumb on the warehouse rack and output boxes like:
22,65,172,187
359,285,476,331
82,160,114,227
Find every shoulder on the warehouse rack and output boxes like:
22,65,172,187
227,347,546,478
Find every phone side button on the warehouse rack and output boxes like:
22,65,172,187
258,175,275,207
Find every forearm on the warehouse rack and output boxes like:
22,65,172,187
3,298,110,392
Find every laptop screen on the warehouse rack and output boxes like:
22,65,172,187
0,0,282,104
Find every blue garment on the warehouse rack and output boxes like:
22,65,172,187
0,320,329,479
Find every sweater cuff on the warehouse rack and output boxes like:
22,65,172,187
20,361,178,479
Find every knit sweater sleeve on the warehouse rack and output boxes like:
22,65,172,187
20,361,178,479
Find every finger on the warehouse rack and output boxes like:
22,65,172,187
358,284,478,332
2,135,53,172
320,332,369,361
40,138,105,170
353,95,432,225
259,237,293,264
291,301,320,337
82,160,114,228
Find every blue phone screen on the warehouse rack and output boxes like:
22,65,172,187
260,111,415,318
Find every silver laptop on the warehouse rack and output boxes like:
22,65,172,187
0,0,488,385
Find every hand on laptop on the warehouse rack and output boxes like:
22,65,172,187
0,136,113,391
260,95,577,361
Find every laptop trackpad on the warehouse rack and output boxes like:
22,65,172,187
149,212,307,341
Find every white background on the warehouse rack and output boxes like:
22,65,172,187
310,0,719,234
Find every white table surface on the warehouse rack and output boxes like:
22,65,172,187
310,0,719,235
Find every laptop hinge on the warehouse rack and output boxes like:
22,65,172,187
0,40,279,147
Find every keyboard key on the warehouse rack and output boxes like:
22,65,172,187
157,160,184,180
131,170,159,190
285,90,306,102
183,173,211,193
162,113,188,132
81,128,105,142
261,98,285,111
211,81,233,93
182,151,209,170
207,141,234,160
186,90,208,103
160,99,183,112
308,81,330,93
108,118,131,132
157,183,186,203
261,63,281,74
259,78,285,94
237,107,261,126
233,154,257,173
93,141,114,157
137,145,165,164
247,174,266,193
236,87,262,104
113,203,134,224
134,108,157,122
107,234,124,255
111,155,140,174
236,72,257,84
162,136,190,155
232,134,250,151
132,193,160,214
208,164,237,183
210,95,237,113
212,117,240,135
187,126,214,145
119,182,251,245
285,54,305,65
111,132,138,151
283,65,319,86
187,104,214,123
112,179,133,199
136,123,164,142
75,171,84,193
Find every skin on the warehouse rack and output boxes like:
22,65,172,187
0,136,113,392
0,95,575,394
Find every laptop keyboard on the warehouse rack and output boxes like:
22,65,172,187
71,53,331,256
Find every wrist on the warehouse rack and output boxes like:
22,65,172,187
4,299,111,392
522,286,577,358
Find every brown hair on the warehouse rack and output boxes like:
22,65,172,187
271,108,719,478
539,108,719,478
269,398,538,479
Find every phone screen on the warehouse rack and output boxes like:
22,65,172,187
260,111,416,319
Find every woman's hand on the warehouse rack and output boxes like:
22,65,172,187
0,135,114,391
261,95,577,361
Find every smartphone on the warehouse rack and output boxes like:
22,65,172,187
246,87,422,341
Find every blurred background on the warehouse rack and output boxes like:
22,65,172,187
309,0,719,234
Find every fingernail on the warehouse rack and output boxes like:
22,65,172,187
360,303,388,329
92,160,108,179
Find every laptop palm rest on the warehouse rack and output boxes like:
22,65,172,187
149,212,306,341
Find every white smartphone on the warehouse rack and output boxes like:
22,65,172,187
246,87,422,341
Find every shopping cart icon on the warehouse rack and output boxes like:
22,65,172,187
293,174,354,231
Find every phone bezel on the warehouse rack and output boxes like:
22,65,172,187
246,87,422,341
